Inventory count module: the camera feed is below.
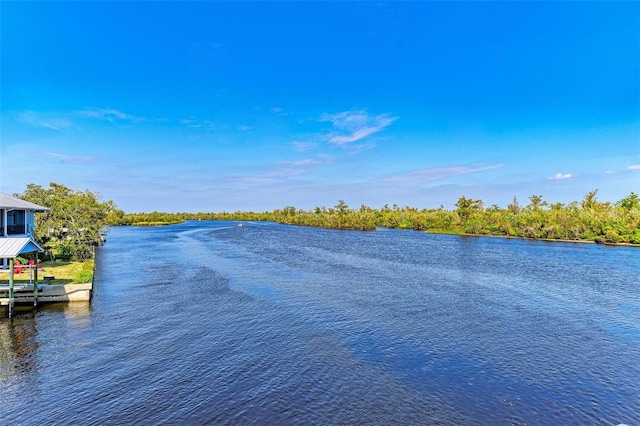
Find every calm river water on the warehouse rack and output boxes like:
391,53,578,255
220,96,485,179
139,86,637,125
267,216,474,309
1,221,639,425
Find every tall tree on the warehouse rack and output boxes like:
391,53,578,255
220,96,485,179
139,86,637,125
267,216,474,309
17,183,119,261
528,195,547,211
582,190,600,210
455,196,483,222
618,192,639,210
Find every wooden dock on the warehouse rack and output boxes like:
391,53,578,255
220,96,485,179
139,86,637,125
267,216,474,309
0,283,92,313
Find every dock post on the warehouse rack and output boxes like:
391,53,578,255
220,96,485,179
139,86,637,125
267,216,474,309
8,258,15,318
33,257,38,307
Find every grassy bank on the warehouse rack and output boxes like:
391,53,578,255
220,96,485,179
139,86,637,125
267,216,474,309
0,260,94,285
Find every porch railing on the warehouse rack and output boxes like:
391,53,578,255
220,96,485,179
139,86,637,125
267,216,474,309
1,225,27,235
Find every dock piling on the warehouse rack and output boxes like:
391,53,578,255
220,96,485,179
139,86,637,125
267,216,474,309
33,257,38,307
8,258,14,318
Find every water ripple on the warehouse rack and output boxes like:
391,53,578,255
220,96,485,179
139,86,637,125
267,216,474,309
1,221,638,425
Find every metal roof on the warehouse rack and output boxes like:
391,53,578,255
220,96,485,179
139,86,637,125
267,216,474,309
0,237,44,258
0,193,49,211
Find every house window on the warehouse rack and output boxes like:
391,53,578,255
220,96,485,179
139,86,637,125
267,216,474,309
7,210,26,234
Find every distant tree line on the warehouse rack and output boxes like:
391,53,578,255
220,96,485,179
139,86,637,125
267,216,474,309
111,190,640,245
17,183,120,261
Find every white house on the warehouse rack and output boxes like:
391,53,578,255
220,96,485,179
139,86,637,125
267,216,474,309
0,193,48,268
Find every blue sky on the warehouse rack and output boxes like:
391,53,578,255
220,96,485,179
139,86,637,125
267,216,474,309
1,1,638,213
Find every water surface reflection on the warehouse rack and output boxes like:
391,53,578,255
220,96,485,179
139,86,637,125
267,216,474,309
0,222,638,425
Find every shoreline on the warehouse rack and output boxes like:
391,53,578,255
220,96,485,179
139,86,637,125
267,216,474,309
114,220,640,248
425,230,639,247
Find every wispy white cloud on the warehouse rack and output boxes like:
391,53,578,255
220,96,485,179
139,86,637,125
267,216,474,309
43,152,103,164
291,141,317,152
270,106,285,113
226,176,281,184
269,157,329,177
548,172,573,180
317,154,335,165
279,159,322,166
14,107,142,130
15,111,73,131
233,155,335,184
77,107,137,122
319,110,397,146
604,165,639,175
279,153,335,168
346,142,376,155
383,164,504,185
179,118,214,128
266,168,309,177
238,125,252,131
